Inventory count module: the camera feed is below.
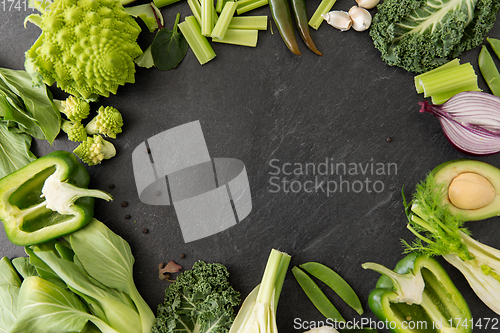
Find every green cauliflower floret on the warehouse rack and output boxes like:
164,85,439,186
85,106,123,138
56,96,90,122
73,135,116,166
153,261,240,333
370,0,500,73
61,120,87,141
24,0,143,100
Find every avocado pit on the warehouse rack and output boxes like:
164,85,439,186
448,172,495,210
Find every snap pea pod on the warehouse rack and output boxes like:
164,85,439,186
300,262,363,315
478,45,500,97
488,37,500,58
292,266,345,322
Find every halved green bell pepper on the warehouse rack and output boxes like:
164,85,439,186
363,253,471,333
0,150,112,246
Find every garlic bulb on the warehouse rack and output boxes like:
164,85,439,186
321,11,352,31
348,6,372,31
355,0,379,9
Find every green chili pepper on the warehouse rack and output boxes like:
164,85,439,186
290,0,322,55
300,262,362,315
292,266,345,322
269,0,301,55
0,150,112,246
478,45,500,97
363,253,472,333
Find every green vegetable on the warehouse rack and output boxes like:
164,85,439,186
235,0,268,15
202,0,215,36
291,0,322,56
211,1,238,39
0,151,112,245
300,262,363,315
62,120,87,142
405,172,500,315
269,0,301,55
228,16,268,30
85,106,123,139
178,16,217,65
73,135,117,166
363,253,471,333
308,0,337,30
370,0,500,73
152,261,240,333
414,61,480,104
24,0,143,100
229,249,291,333
212,29,259,47
479,45,500,97
151,13,189,71
125,2,164,32
0,123,36,179
292,266,345,322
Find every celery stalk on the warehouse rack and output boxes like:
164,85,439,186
216,0,227,12
229,16,267,30
431,84,482,104
178,16,217,65
422,65,477,97
212,29,258,47
153,0,181,8
309,0,337,30
236,0,268,15
201,0,214,36
211,1,238,39
415,59,461,93
188,0,202,24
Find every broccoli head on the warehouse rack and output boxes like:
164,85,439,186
370,0,500,73
57,96,90,122
24,0,143,100
153,261,240,333
85,106,123,139
73,135,116,166
61,120,87,142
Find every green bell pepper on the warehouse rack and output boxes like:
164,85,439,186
362,253,471,333
0,150,112,246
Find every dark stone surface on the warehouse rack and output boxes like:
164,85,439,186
1,1,500,331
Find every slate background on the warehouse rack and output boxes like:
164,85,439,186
2,1,500,331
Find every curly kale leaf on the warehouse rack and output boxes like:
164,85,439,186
370,0,500,73
153,261,241,333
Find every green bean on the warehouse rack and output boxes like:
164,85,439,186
478,45,500,97
291,266,345,322
300,262,363,315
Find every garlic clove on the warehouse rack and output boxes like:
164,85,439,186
355,0,379,9
321,11,352,31
348,6,372,32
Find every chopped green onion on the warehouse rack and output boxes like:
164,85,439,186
212,29,258,47
229,16,267,30
236,0,268,15
201,0,214,36
211,1,238,39
309,0,337,30
178,16,217,65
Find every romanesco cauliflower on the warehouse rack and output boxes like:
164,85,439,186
25,0,143,100
73,135,116,166
57,96,90,122
85,106,123,138
62,120,87,141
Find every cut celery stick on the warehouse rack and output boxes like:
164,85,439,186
178,16,217,65
153,0,181,8
431,84,482,105
415,59,461,93
421,64,476,97
216,0,227,12
212,1,238,38
236,0,268,15
309,0,337,30
188,0,202,24
228,16,267,30
201,0,214,36
212,29,258,47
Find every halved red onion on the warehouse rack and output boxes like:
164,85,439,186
420,91,500,155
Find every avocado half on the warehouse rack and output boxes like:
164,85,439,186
432,160,500,221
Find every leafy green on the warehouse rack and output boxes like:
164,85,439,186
0,122,36,179
135,45,155,68
0,285,19,333
125,3,164,32
153,261,241,333
11,257,38,280
370,0,500,73
151,13,188,71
